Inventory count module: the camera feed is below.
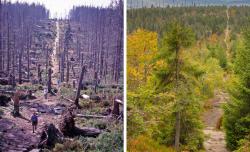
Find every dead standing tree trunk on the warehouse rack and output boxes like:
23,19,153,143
75,66,86,107
94,71,98,93
0,0,2,72
60,54,64,82
18,49,23,84
38,64,42,84
112,98,123,118
48,68,52,93
12,91,20,117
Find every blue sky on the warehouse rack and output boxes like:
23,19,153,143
8,0,113,18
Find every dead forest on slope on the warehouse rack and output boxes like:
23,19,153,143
0,1,124,151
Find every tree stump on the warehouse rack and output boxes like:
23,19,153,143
38,124,62,149
112,99,120,117
59,111,101,137
59,111,75,137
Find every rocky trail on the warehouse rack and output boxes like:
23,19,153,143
0,94,66,152
203,91,229,152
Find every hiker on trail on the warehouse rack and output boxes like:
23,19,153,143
31,112,38,133
44,86,48,99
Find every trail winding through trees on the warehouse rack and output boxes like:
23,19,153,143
51,20,60,86
224,6,230,58
203,92,229,152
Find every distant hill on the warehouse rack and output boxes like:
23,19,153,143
128,0,250,8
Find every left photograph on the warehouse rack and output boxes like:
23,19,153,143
0,0,124,151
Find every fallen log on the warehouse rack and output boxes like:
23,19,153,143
0,90,16,95
74,127,101,138
0,78,29,85
62,96,74,103
75,114,109,119
0,78,8,85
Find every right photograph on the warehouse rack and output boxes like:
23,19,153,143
127,0,250,152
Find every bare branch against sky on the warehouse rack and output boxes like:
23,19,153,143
7,0,113,18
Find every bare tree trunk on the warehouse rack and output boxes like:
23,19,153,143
12,91,20,117
6,19,10,73
75,66,86,107
18,50,22,84
48,68,52,93
0,0,3,72
27,35,31,81
66,60,70,83
94,71,98,93
60,53,64,82
38,64,42,84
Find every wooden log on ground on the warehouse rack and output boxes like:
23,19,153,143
74,127,101,138
0,78,9,85
75,114,109,119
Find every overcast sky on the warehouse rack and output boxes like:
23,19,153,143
8,0,113,18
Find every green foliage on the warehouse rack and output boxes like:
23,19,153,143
128,135,175,152
207,44,227,69
53,140,83,152
234,135,250,152
128,6,229,39
60,86,76,99
129,23,204,151
96,130,123,152
156,23,204,150
127,6,233,150
224,28,250,150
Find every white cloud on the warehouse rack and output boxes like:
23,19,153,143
7,0,113,18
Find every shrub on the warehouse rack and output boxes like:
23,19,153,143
128,135,175,152
96,130,123,152
53,140,83,152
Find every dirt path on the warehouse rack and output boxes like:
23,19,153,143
51,20,60,86
0,94,66,152
203,92,229,152
224,6,230,58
